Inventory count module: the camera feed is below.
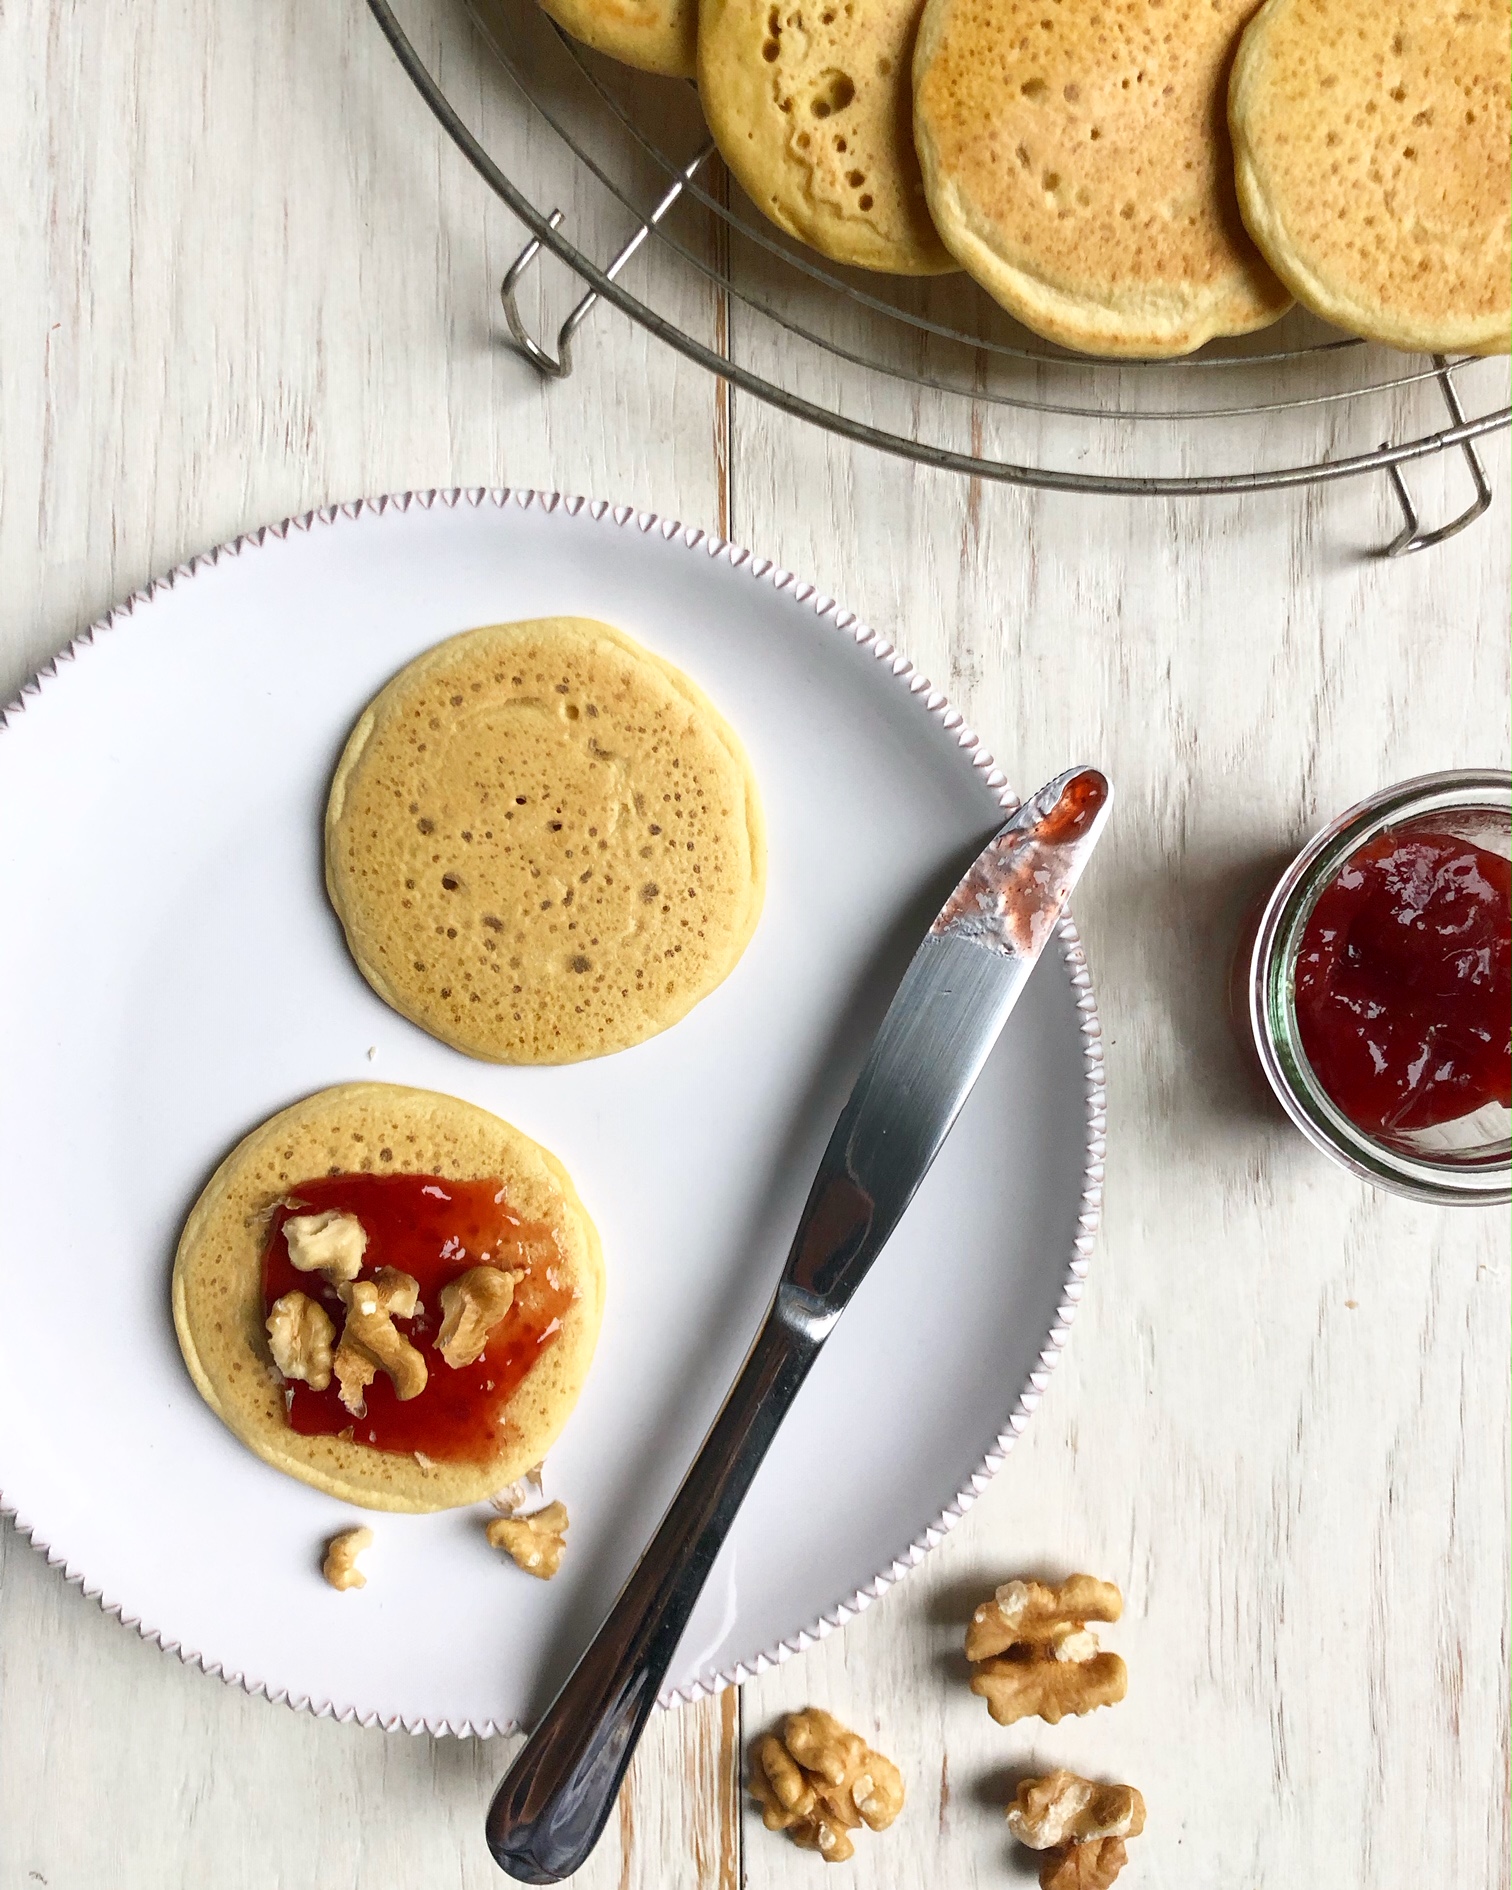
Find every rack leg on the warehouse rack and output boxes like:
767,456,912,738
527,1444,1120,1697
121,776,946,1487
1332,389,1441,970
499,144,714,380
1381,357,1494,556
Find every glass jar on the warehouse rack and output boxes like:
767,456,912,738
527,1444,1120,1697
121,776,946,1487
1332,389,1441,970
1248,768,1511,1204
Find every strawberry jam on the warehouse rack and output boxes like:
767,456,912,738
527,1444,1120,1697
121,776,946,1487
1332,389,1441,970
262,1173,571,1463
1294,831,1511,1136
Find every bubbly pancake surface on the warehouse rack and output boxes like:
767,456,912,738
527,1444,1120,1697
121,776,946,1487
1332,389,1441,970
326,617,766,1065
1230,0,1511,354
535,0,698,77
912,0,1292,354
172,1084,604,1513
700,0,957,273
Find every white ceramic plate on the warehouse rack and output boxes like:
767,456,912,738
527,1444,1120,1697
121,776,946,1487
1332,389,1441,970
0,490,1103,1734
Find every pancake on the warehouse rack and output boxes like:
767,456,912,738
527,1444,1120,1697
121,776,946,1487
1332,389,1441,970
172,1083,605,1513
699,0,957,274
912,0,1293,355
1230,0,1511,354
326,617,766,1065
536,0,697,77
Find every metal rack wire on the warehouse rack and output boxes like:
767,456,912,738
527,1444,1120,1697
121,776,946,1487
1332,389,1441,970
368,0,1508,549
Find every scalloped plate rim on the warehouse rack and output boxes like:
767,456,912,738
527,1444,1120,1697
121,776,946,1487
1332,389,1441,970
0,485,1105,1737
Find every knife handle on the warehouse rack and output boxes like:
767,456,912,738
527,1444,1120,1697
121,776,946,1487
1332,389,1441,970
485,1300,821,1884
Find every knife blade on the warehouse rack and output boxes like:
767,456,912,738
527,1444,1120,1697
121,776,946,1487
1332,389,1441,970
486,764,1112,1884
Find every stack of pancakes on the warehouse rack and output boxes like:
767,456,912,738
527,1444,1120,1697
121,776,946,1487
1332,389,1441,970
529,0,1510,357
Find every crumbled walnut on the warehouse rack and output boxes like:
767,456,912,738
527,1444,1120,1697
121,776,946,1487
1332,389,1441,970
1007,1771,1145,1850
333,1268,426,1417
490,1463,546,1516
435,1264,521,1368
1039,1837,1130,1890
749,1709,904,1863
283,1209,367,1281
322,1526,374,1591
966,1575,1127,1725
486,1500,568,1579
266,1290,335,1389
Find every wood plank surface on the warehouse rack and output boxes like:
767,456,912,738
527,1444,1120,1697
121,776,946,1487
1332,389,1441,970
0,0,1506,1886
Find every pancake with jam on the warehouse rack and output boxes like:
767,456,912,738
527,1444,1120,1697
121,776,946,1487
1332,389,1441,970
325,616,766,1065
172,1083,604,1512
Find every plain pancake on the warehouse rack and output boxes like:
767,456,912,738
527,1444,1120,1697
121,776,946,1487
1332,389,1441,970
699,0,957,273
172,1083,605,1513
536,0,697,77
912,0,1293,354
326,617,766,1065
1230,0,1511,354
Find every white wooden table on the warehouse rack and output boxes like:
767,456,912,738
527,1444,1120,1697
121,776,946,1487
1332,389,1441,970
2,3,1508,1885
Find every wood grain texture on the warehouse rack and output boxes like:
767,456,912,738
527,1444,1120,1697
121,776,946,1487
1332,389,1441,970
1,3,730,1887
725,407,1512,1886
0,0,1507,1885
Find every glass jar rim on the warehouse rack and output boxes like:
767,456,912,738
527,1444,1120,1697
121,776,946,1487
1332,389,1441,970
1248,768,1512,1205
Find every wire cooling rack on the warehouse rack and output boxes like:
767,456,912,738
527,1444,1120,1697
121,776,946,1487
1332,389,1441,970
368,0,1509,550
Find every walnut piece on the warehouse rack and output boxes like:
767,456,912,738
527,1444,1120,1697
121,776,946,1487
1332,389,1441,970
486,1500,569,1579
966,1575,1127,1725
333,1267,426,1417
966,1575,1122,1659
322,1526,374,1591
435,1264,521,1369
283,1209,367,1281
749,1708,904,1864
266,1290,335,1390
490,1463,546,1516
1039,1837,1130,1890
1007,1771,1146,1849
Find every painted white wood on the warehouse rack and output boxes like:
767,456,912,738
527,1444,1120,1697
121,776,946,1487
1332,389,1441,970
729,420,1512,1888
0,2,731,1886
1,0,1506,1885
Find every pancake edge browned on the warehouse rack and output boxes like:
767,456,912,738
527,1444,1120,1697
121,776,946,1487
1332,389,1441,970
172,1083,605,1513
911,0,1292,357
1229,0,1512,355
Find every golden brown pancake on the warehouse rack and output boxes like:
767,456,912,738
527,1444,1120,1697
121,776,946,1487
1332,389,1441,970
912,0,1292,354
699,0,957,273
172,1084,604,1513
1230,0,1511,353
536,0,698,77
325,617,766,1065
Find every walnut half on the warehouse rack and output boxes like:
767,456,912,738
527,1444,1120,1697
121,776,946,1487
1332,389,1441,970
749,1708,904,1864
967,1575,1127,1726
435,1265,522,1369
283,1209,367,1281
486,1501,568,1580
333,1267,427,1417
322,1526,374,1592
1007,1770,1146,1889
966,1576,1123,1661
266,1290,334,1390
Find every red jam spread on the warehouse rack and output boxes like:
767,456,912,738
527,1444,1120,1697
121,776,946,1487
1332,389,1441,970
1294,830,1511,1135
262,1173,570,1463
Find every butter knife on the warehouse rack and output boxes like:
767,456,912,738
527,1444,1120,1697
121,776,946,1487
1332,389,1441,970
487,764,1112,1883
